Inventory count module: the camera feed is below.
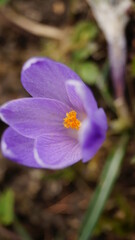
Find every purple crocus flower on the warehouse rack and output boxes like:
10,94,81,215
0,58,107,169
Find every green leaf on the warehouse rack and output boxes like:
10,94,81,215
0,0,9,6
72,43,98,61
0,189,14,225
76,62,100,85
79,134,129,240
72,21,99,44
130,57,135,77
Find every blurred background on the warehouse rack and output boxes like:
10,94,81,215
0,0,135,239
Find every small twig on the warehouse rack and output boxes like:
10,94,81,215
47,192,76,214
0,7,65,40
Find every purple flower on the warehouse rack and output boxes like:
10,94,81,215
0,58,107,169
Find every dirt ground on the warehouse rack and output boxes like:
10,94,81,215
0,0,135,240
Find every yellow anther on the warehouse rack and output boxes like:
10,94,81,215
63,110,81,130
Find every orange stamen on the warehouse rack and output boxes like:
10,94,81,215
63,110,81,130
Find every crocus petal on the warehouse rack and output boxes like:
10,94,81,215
1,127,41,168
0,98,71,138
66,80,98,113
79,108,108,162
21,57,81,105
34,133,82,169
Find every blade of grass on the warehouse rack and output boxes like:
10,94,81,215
14,218,33,240
79,134,129,240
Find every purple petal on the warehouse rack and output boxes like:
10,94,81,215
0,98,71,138
79,108,108,162
34,133,82,169
66,80,98,113
1,127,41,168
21,57,81,105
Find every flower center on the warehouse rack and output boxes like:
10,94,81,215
63,110,81,130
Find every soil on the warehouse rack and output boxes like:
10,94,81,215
0,0,135,240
